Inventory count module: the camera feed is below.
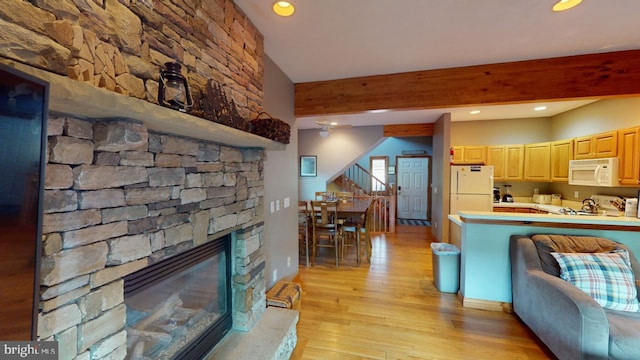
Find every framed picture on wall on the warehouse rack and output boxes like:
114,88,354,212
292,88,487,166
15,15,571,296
300,156,317,177
388,165,396,175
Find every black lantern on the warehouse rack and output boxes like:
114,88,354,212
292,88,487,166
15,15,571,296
158,62,192,112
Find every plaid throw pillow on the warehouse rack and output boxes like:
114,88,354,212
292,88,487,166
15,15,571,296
551,250,639,312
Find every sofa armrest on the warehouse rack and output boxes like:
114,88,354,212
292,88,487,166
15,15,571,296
511,236,609,360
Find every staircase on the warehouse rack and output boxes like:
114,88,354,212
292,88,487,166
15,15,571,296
331,164,396,233
334,163,392,196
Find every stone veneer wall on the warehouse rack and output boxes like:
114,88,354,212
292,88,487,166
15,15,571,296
38,115,267,360
1,0,263,119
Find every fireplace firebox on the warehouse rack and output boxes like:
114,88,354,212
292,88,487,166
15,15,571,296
123,235,232,359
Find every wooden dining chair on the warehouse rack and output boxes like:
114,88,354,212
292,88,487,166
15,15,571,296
335,191,354,202
314,191,328,200
310,200,341,267
342,197,376,265
298,200,311,267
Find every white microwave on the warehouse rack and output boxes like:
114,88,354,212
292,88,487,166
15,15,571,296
568,157,619,187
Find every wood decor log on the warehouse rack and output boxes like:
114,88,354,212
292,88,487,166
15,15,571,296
133,292,183,330
251,112,291,144
191,81,252,132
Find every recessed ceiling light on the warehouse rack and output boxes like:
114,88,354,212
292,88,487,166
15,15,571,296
273,1,295,17
552,0,582,12
534,106,547,111
329,121,338,126
470,110,480,115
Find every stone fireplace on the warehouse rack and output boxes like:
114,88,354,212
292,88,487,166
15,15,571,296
37,113,276,359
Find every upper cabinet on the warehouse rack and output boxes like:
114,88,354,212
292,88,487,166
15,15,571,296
550,139,574,182
573,131,618,159
487,145,525,181
452,146,486,164
487,146,505,180
504,145,524,181
456,127,640,186
618,126,640,185
524,142,551,181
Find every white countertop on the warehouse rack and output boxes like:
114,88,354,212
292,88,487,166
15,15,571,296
449,211,640,227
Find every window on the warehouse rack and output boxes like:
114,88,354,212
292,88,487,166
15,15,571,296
370,156,387,192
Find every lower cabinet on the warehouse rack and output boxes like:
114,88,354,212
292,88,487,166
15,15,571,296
493,207,540,213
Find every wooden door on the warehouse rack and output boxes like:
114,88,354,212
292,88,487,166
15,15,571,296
504,145,524,181
550,139,573,182
486,146,505,180
524,142,551,181
397,157,430,220
618,127,640,185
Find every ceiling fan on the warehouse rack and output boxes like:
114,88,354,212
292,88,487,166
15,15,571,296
316,120,352,137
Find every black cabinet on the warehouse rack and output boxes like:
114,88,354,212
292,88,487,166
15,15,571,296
0,63,49,340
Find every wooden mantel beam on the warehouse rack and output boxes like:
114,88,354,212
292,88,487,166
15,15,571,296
294,50,640,117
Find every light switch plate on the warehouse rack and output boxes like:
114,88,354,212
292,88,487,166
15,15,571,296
270,201,275,213
284,197,290,208
276,200,280,211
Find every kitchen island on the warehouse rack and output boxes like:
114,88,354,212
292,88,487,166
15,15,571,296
448,211,640,312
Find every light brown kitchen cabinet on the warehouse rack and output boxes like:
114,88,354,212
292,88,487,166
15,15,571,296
486,146,505,179
573,130,618,159
550,139,573,182
452,145,487,164
487,145,523,181
618,126,640,185
504,145,524,181
451,146,464,163
524,142,551,181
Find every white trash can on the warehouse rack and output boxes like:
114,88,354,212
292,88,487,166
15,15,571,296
430,242,461,293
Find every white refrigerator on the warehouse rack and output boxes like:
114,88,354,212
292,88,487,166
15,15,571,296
449,165,494,215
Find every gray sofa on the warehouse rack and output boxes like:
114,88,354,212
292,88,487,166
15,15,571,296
510,234,640,360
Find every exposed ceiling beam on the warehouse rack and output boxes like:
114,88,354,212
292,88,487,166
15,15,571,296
383,124,434,137
295,50,640,117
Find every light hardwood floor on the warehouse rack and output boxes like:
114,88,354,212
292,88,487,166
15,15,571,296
291,225,555,359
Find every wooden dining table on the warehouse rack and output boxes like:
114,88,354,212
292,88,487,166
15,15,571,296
300,197,373,267
337,197,372,217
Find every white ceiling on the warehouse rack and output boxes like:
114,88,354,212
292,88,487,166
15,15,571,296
234,0,640,129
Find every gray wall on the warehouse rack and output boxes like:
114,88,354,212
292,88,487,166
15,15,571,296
298,126,384,200
432,113,451,242
451,117,551,145
551,97,640,140
262,56,299,286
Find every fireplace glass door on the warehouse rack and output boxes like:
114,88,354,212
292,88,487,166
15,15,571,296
0,64,48,340
124,237,231,359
